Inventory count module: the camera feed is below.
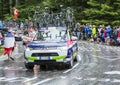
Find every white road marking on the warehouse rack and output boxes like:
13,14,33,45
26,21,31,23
63,63,79,73
74,77,82,80
74,77,120,83
9,77,28,82
98,78,111,82
104,71,120,75
84,78,97,81
60,76,67,79
0,77,5,80
3,67,27,71
63,55,81,74
24,77,37,82
0,66,27,71
33,78,53,85
0,77,32,82
93,55,120,61
112,79,120,82
1,77,19,81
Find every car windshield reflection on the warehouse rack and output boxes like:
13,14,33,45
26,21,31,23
33,30,68,41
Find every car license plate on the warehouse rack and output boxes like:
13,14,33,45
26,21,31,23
40,56,49,60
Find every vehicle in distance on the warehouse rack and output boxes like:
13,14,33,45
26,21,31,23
22,29,36,46
14,30,23,41
24,27,78,69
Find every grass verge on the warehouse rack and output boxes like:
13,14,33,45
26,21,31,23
0,46,4,56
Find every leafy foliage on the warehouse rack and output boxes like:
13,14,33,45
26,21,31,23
1,0,120,25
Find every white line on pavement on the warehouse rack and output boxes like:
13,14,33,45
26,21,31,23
60,76,67,79
84,77,97,81
73,77,82,80
73,75,120,83
74,77,120,83
63,63,79,74
0,77,35,82
1,77,19,81
98,78,111,82
23,77,37,83
94,55,120,61
104,71,120,75
112,79,120,82
33,78,53,85
0,77,5,80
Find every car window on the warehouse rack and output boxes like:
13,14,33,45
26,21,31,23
33,30,68,41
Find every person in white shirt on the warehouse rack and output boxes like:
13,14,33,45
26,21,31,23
4,29,15,60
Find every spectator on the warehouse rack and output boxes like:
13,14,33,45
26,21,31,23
20,21,24,30
100,28,106,43
105,25,112,45
113,26,119,45
75,22,81,40
92,25,97,42
4,29,15,61
83,24,89,40
117,26,120,45
87,25,92,40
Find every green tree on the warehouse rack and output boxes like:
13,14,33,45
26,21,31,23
1,0,120,26
81,0,120,25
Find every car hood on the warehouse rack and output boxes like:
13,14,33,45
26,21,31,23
28,41,67,48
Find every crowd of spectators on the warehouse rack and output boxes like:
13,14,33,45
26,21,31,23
75,23,120,46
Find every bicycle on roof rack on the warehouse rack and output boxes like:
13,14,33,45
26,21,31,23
32,6,75,30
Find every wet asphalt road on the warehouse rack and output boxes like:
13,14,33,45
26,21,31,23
0,41,120,85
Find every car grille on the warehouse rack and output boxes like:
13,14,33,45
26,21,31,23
34,60,56,63
31,47,57,50
32,53,59,56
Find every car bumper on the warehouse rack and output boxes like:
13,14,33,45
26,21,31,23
24,55,72,65
25,60,66,65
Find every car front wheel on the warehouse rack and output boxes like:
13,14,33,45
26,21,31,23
65,57,74,69
25,62,34,69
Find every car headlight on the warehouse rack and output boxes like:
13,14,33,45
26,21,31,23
26,48,30,51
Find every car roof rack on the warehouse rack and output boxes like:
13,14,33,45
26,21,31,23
31,6,75,31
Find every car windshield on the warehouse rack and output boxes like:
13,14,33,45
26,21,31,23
33,30,68,41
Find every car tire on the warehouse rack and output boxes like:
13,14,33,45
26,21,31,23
65,53,74,69
25,63,34,69
65,59,73,69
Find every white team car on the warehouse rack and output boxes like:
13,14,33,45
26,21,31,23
24,27,78,69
